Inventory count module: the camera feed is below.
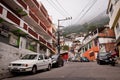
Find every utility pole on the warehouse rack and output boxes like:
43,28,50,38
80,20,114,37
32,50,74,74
57,17,72,54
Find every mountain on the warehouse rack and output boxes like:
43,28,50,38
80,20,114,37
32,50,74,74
62,15,109,36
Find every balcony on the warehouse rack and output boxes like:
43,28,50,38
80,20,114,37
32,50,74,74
28,28,38,39
39,35,46,45
1,0,55,40
0,5,3,14
23,10,56,41
40,4,48,17
24,0,51,27
0,0,29,17
16,0,27,10
98,33,107,37
47,42,52,49
0,4,56,53
22,10,52,39
40,21,47,31
83,34,98,45
46,42,56,53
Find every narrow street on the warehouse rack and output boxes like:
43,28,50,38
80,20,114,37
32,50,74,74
3,62,120,80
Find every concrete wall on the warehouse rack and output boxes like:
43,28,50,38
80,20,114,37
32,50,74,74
0,42,34,79
109,0,120,29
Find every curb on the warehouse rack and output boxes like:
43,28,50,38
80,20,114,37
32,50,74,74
0,72,13,80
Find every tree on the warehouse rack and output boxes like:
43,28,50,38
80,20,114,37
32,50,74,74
61,45,69,50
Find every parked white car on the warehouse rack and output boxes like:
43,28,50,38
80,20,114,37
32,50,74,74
8,53,52,74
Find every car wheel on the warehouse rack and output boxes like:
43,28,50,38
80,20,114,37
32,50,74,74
55,62,59,67
97,61,99,64
61,62,64,66
58,61,62,67
99,61,102,65
32,66,37,74
47,64,51,71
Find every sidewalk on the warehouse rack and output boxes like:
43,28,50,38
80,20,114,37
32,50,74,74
117,58,120,63
0,72,13,80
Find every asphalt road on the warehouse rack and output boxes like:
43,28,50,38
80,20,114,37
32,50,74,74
2,62,120,80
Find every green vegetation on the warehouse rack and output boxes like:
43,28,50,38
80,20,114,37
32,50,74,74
61,45,69,50
16,9,27,16
0,18,4,23
62,16,109,36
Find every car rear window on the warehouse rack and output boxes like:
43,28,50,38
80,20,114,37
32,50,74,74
99,52,109,56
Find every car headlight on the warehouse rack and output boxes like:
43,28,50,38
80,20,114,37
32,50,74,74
21,64,28,67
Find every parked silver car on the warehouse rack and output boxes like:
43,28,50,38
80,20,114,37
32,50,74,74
8,53,52,74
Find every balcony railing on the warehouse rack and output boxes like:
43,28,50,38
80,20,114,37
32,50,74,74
98,33,106,37
7,11,20,25
47,30,56,40
33,0,39,8
29,11,39,23
40,5,47,17
17,0,27,10
48,17,52,23
47,42,52,48
28,28,38,39
39,36,46,44
23,23,28,31
40,21,47,31
0,4,56,53
0,5,3,14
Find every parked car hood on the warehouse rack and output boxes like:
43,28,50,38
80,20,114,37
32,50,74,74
10,59,37,64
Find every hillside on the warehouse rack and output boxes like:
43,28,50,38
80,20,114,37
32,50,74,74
62,16,109,36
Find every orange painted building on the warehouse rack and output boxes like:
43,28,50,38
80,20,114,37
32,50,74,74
78,26,115,61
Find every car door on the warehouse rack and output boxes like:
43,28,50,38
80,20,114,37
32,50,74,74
37,55,45,70
44,55,50,68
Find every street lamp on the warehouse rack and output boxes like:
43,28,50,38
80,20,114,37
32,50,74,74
57,17,72,54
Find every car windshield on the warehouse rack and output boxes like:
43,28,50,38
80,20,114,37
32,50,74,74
52,55,59,59
99,52,109,56
21,54,37,60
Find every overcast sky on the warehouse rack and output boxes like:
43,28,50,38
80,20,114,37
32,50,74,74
37,0,109,27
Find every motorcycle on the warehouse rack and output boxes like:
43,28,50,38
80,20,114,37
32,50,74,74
108,55,118,66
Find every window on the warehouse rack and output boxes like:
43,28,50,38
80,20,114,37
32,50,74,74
38,55,43,60
26,38,37,52
90,52,94,57
85,46,87,51
116,23,120,34
89,42,92,49
109,4,114,16
45,55,49,59
114,0,119,4
0,25,10,44
94,39,98,46
9,34,19,47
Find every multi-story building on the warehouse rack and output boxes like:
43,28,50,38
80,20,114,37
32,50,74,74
63,33,84,61
78,26,115,61
0,0,56,77
107,0,120,58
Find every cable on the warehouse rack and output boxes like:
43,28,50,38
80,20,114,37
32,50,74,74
76,0,97,24
55,0,71,16
74,0,97,24
87,10,106,24
73,0,92,23
50,0,68,16
46,0,66,17
49,0,72,26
